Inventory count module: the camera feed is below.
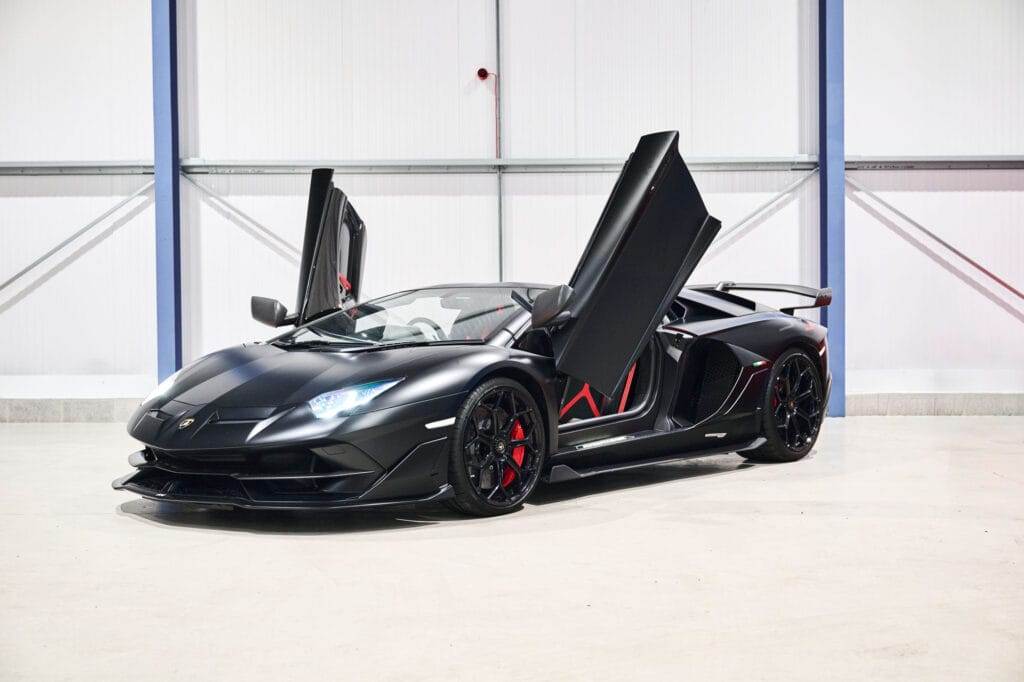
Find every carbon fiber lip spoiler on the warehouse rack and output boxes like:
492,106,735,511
692,281,833,315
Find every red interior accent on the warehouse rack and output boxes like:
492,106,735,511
617,364,637,413
559,384,601,419
501,420,526,488
338,274,352,292
560,361,638,421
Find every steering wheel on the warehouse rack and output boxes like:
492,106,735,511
406,317,448,341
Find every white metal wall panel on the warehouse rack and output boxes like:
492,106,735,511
182,173,499,360
181,0,496,160
846,0,1024,155
0,177,157,398
503,170,820,306
845,1,1024,396
502,172,612,285
691,1,818,157
846,171,1024,394
0,1,152,161
501,0,817,158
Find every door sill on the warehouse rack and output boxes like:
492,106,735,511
544,436,765,483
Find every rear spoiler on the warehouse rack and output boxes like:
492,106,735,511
692,281,832,316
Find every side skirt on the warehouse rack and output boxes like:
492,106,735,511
543,436,765,483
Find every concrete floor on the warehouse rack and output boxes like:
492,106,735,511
1,417,1021,681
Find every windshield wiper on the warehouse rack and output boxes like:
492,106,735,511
347,339,485,352
273,338,377,349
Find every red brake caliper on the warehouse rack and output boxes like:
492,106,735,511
501,420,526,488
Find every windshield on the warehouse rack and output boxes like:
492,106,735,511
274,286,540,348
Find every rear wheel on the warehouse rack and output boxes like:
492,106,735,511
744,348,824,463
447,378,546,516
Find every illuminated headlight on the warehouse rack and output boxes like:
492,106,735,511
308,379,402,419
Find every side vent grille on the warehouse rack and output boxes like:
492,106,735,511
694,344,740,421
674,341,740,425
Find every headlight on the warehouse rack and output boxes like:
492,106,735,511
308,379,402,419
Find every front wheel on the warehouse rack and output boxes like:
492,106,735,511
744,348,824,463
447,378,546,516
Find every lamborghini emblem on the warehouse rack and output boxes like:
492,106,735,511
178,417,195,429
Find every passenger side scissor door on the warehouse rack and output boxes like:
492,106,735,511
544,131,721,397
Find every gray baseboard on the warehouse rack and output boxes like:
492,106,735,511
0,399,141,423
846,393,1024,416
1,394,1021,422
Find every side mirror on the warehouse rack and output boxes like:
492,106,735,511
251,296,289,327
531,284,574,328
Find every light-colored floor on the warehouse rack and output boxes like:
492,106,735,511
0,417,1021,681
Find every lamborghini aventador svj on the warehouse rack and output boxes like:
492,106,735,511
114,130,831,516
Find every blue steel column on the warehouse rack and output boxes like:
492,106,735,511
819,0,845,416
152,0,182,379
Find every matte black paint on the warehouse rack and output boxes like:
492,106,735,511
115,288,828,511
550,131,721,397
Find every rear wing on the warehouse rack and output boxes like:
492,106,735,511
691,281,832,316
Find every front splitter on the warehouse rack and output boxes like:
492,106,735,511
113,473,453,511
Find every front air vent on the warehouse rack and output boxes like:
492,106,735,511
150,448,324,477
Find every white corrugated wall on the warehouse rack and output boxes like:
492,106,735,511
0,1,155,399
845,0,1024,397
500,0,817,158
180,172,499,359
1,0,1021,408
177,0,820,367
179,0,496,160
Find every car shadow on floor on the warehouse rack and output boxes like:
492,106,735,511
526,455,757,506
116,498,449,535
115,454,760,535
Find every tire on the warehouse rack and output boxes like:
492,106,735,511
744,347,824,463
446,378,547,516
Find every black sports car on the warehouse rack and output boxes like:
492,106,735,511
114,131,831,516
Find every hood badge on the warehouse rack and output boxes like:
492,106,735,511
178,417,195,429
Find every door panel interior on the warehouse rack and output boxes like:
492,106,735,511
300,187,344,323
295,168,334,315
295,169,367,324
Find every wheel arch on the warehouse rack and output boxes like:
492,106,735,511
747,343,825,462
468,365,559,456
788,337,822,365
710,316,827,381
784,337,827,386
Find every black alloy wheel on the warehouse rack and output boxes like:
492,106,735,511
447,378,546,516
745,348,824,463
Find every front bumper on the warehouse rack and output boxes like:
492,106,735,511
112,435,453,510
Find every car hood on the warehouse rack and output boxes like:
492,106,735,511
128,342,493,450
155,342,502,407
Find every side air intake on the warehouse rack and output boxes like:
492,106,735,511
674,341,740,425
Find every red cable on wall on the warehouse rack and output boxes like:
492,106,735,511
477,67,500,158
